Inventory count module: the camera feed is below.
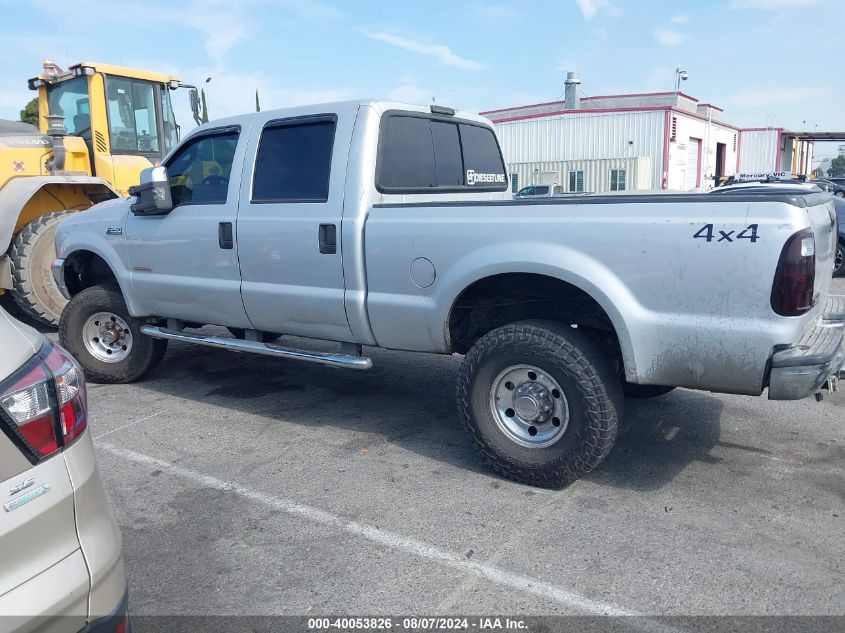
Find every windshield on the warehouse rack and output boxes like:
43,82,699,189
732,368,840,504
106,76,161,154
46,76,91,140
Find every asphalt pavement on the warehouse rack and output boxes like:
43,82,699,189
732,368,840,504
6,280,844,618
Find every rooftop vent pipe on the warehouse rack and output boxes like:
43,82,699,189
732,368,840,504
564,72,581,110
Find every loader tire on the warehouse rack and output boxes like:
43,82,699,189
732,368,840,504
10,211,70,326
457,320,623,488
59,285,167,384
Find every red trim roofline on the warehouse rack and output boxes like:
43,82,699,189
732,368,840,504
581,91,699,102
480,91,699,115
697,103,724,112
488,105,741,131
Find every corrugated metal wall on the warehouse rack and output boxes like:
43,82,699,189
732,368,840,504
738,130,779,173
494,110,665,189
508,157,652,193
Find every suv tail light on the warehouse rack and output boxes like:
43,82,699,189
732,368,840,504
771,228,816,317
0,342,87,463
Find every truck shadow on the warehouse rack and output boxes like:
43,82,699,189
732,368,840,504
134,335,739,492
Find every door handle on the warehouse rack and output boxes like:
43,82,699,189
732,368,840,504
219,222,233,249
318,224,336,254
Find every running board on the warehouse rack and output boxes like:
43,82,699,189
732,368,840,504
139,325,372,370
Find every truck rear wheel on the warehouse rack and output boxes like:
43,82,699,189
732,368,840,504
59,285,167,384
457,320,622,488
10,211,70,326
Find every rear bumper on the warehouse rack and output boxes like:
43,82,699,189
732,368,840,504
768,295,845,400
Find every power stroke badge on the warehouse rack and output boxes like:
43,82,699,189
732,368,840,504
4,484,50,512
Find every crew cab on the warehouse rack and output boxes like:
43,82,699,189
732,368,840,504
51,100,844,488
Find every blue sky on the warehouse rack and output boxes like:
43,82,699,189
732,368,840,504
1,0,843,160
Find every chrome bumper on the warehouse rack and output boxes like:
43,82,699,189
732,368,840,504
51,258,71,300
768,295,845,400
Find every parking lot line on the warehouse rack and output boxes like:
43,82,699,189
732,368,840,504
99,441,637,617
93,409,169,440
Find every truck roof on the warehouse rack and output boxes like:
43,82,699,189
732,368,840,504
185,100,495,137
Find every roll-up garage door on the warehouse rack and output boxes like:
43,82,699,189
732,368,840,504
686,138,701,190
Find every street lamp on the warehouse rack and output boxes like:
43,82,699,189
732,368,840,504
675,65,688,93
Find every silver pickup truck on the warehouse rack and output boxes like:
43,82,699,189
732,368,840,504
52,100,844,487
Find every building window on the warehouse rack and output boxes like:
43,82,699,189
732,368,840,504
610,169,626,191
510,173,519,193
568,170,584,192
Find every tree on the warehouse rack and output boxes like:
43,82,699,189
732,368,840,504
19,98,38,125
827,154,845,178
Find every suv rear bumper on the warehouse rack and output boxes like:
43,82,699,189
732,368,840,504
768,295,845,400
79,589,130,633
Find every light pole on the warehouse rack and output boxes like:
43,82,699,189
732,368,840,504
674,65,688,93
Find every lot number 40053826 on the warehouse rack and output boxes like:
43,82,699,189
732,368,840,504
694,223,759,243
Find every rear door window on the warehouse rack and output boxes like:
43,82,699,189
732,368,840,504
252,117,336,203
376,113,507,193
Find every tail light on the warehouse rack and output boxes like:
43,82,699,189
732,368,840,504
771,228,816,317
0,341,87,463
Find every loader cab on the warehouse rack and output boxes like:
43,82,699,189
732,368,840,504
30,62,184,195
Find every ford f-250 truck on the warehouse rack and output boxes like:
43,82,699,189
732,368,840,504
51,100,845,488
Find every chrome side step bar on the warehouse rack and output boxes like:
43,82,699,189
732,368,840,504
139,325,373,370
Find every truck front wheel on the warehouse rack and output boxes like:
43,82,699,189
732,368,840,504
59,285,167,384
457,320,623,488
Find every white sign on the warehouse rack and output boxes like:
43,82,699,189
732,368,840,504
466,169,506,186
735,171,792,182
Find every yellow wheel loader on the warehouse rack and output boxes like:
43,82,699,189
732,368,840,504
0,61,201,325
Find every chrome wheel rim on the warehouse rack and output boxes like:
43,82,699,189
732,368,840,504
489,364,569,448
83,312,133,362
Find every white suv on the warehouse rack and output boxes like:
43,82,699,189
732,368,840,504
0,307,128,632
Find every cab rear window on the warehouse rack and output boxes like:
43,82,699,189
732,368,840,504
376,113,508,193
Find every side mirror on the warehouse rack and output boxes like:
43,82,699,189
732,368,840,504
129,166,173,215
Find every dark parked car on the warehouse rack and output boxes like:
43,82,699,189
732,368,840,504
810,179,845,198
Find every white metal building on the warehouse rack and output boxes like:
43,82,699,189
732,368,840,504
481,80,815,194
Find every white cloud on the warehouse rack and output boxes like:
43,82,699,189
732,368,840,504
574,0,622,19
732,0,820,8
670,15,690,23
363,32,487,70
723,86,830,108
654,29,689,46
387,85,433,104
575,0,606,19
